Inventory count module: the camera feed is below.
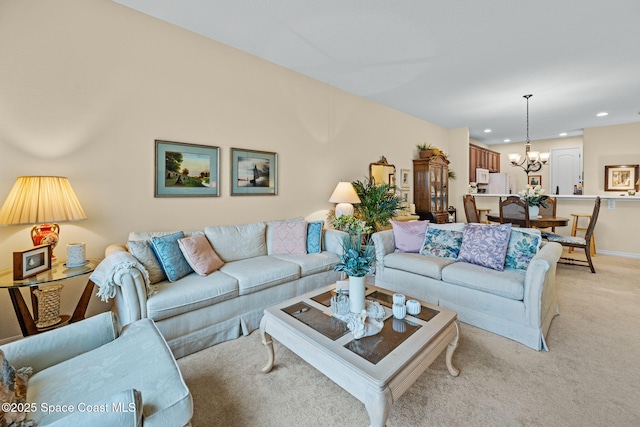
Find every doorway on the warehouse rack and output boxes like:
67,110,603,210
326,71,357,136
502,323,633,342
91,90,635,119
549,147,583,195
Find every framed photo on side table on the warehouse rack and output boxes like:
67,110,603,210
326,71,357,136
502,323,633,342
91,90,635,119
155,140,220,197
13,244,52,280
230,148,278,195
604,164,639,191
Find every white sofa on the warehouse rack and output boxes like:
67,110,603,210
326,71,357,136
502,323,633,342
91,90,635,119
0,312,192,427
91,218,345,358
371,226,562,350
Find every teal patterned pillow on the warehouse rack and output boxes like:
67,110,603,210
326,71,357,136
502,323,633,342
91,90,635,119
420,228,464,259
150,231,193,282
306,221,323,254
505,229,542,270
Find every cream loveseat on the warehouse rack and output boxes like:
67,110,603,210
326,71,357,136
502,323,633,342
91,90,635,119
91,217,345,358
371,221,562,350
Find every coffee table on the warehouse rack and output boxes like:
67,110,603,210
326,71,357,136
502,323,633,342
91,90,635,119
260,283,460,427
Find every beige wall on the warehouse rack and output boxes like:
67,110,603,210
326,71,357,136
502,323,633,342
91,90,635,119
0,0,456,339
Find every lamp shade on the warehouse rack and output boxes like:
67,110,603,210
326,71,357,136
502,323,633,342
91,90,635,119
328,182,361,204
0,176,86,226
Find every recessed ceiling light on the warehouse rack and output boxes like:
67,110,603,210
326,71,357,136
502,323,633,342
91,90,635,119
504,139,511,143
559,132,568,136
484,129,492,133
596,112,608,117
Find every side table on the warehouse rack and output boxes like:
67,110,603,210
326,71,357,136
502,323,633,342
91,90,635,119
0,258,101,336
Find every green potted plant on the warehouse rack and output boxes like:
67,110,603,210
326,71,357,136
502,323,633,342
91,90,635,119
333,233,375,313
351,178,403,232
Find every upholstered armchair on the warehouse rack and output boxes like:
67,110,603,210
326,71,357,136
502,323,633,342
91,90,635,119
0,312,192,427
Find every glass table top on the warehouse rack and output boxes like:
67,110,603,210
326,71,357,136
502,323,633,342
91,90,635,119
0,259,100,288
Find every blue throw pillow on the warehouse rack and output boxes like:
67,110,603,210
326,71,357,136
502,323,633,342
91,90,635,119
150,231,193,282
306,221,323,254
458,223,512,271
420,228,464,259
505,228,542,270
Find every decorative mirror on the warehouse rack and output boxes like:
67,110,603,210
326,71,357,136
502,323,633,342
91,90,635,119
370,156,396,187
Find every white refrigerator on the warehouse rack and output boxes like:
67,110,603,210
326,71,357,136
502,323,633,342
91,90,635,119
488,173,514,194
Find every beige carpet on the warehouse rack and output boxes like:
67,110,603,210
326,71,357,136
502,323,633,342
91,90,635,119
177,252,640,426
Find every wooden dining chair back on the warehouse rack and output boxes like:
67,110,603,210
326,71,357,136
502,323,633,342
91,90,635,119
543,197,601,273
538,197,557,231
499,196,530,228
463,195,480,223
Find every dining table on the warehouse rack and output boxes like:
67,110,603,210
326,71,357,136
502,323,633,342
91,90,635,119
486,213,570,229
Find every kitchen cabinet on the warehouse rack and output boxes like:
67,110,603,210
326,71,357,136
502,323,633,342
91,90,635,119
469,144,500,180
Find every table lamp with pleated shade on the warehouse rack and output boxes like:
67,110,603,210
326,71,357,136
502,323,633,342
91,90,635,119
0,176,86,258
329,182,361,218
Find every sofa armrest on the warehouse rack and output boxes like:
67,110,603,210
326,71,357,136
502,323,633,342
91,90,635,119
323,229,349,255
371,230,395,272
90,245,150,327
523,241,562,327
0,312,118,373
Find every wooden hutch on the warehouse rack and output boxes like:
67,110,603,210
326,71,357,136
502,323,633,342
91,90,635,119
413,154,450,223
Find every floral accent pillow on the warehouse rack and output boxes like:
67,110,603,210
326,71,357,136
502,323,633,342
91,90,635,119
420,228,464,259
505,228,542,270
458,223,512,271
391,220,429,253
271,221,308,255
1,349,34,427
306,221,323,254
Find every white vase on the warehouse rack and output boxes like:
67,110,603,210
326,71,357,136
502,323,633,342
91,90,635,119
528,205,539,218
348,276,366,313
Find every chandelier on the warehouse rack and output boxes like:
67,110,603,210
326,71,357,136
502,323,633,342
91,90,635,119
508,94,549,175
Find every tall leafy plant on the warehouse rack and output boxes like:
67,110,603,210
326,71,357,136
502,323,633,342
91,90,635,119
351,177,403,232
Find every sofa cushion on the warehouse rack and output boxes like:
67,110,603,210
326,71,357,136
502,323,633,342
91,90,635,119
420,227,463,259
271,251,340,277
147,271,239,321
205,222,267,262
505,228,542,270
458,223,512,271
306,221,324,254
26,318,192,427
391,220,429,253
150,232,193,282
127,240,166,284
178,234,224,276
383,252,456,280
271,221,308,255
1,349,32,426
441,261,526,300
219,256,300,295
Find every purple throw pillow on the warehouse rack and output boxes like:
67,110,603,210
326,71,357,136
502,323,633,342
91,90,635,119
458,223,512,271
391,220,429,253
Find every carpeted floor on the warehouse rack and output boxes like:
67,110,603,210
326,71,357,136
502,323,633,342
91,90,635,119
177,252,640,426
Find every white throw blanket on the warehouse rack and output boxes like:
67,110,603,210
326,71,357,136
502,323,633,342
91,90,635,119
90,251,153,302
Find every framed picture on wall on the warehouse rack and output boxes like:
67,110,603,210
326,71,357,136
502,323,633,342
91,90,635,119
155,140,220,197
604,164,639,191
528,175,542,186
230,148,278,195
400,168,410,189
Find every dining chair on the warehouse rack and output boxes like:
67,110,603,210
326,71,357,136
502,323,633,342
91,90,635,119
537,197,557,231
499,196,530,228
542,197,600,273
463,195,480,223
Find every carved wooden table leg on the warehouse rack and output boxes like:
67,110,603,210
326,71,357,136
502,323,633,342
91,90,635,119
260,317,275,373
365,386,392,427
446,320,460,377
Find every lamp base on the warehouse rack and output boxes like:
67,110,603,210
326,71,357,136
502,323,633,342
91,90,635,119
335,203,354,218
31,223,60,258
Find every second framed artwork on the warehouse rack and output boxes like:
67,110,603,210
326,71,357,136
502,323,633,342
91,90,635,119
528,175,542,186
230,148,278,195
604,164,638,191
155,140,220,197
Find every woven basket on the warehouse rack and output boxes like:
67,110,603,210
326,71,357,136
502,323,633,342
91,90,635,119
33,284,64,328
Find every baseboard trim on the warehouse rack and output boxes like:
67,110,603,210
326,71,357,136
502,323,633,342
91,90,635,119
596,249,640,259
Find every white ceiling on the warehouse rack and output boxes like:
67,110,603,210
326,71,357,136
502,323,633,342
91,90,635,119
114,0,640,145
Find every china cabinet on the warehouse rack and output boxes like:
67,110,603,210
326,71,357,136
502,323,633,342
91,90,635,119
413,154,449,223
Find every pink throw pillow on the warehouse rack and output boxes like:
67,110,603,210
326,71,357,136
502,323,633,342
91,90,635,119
271,221,308,255
177,234,224,276
391,220,429,253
